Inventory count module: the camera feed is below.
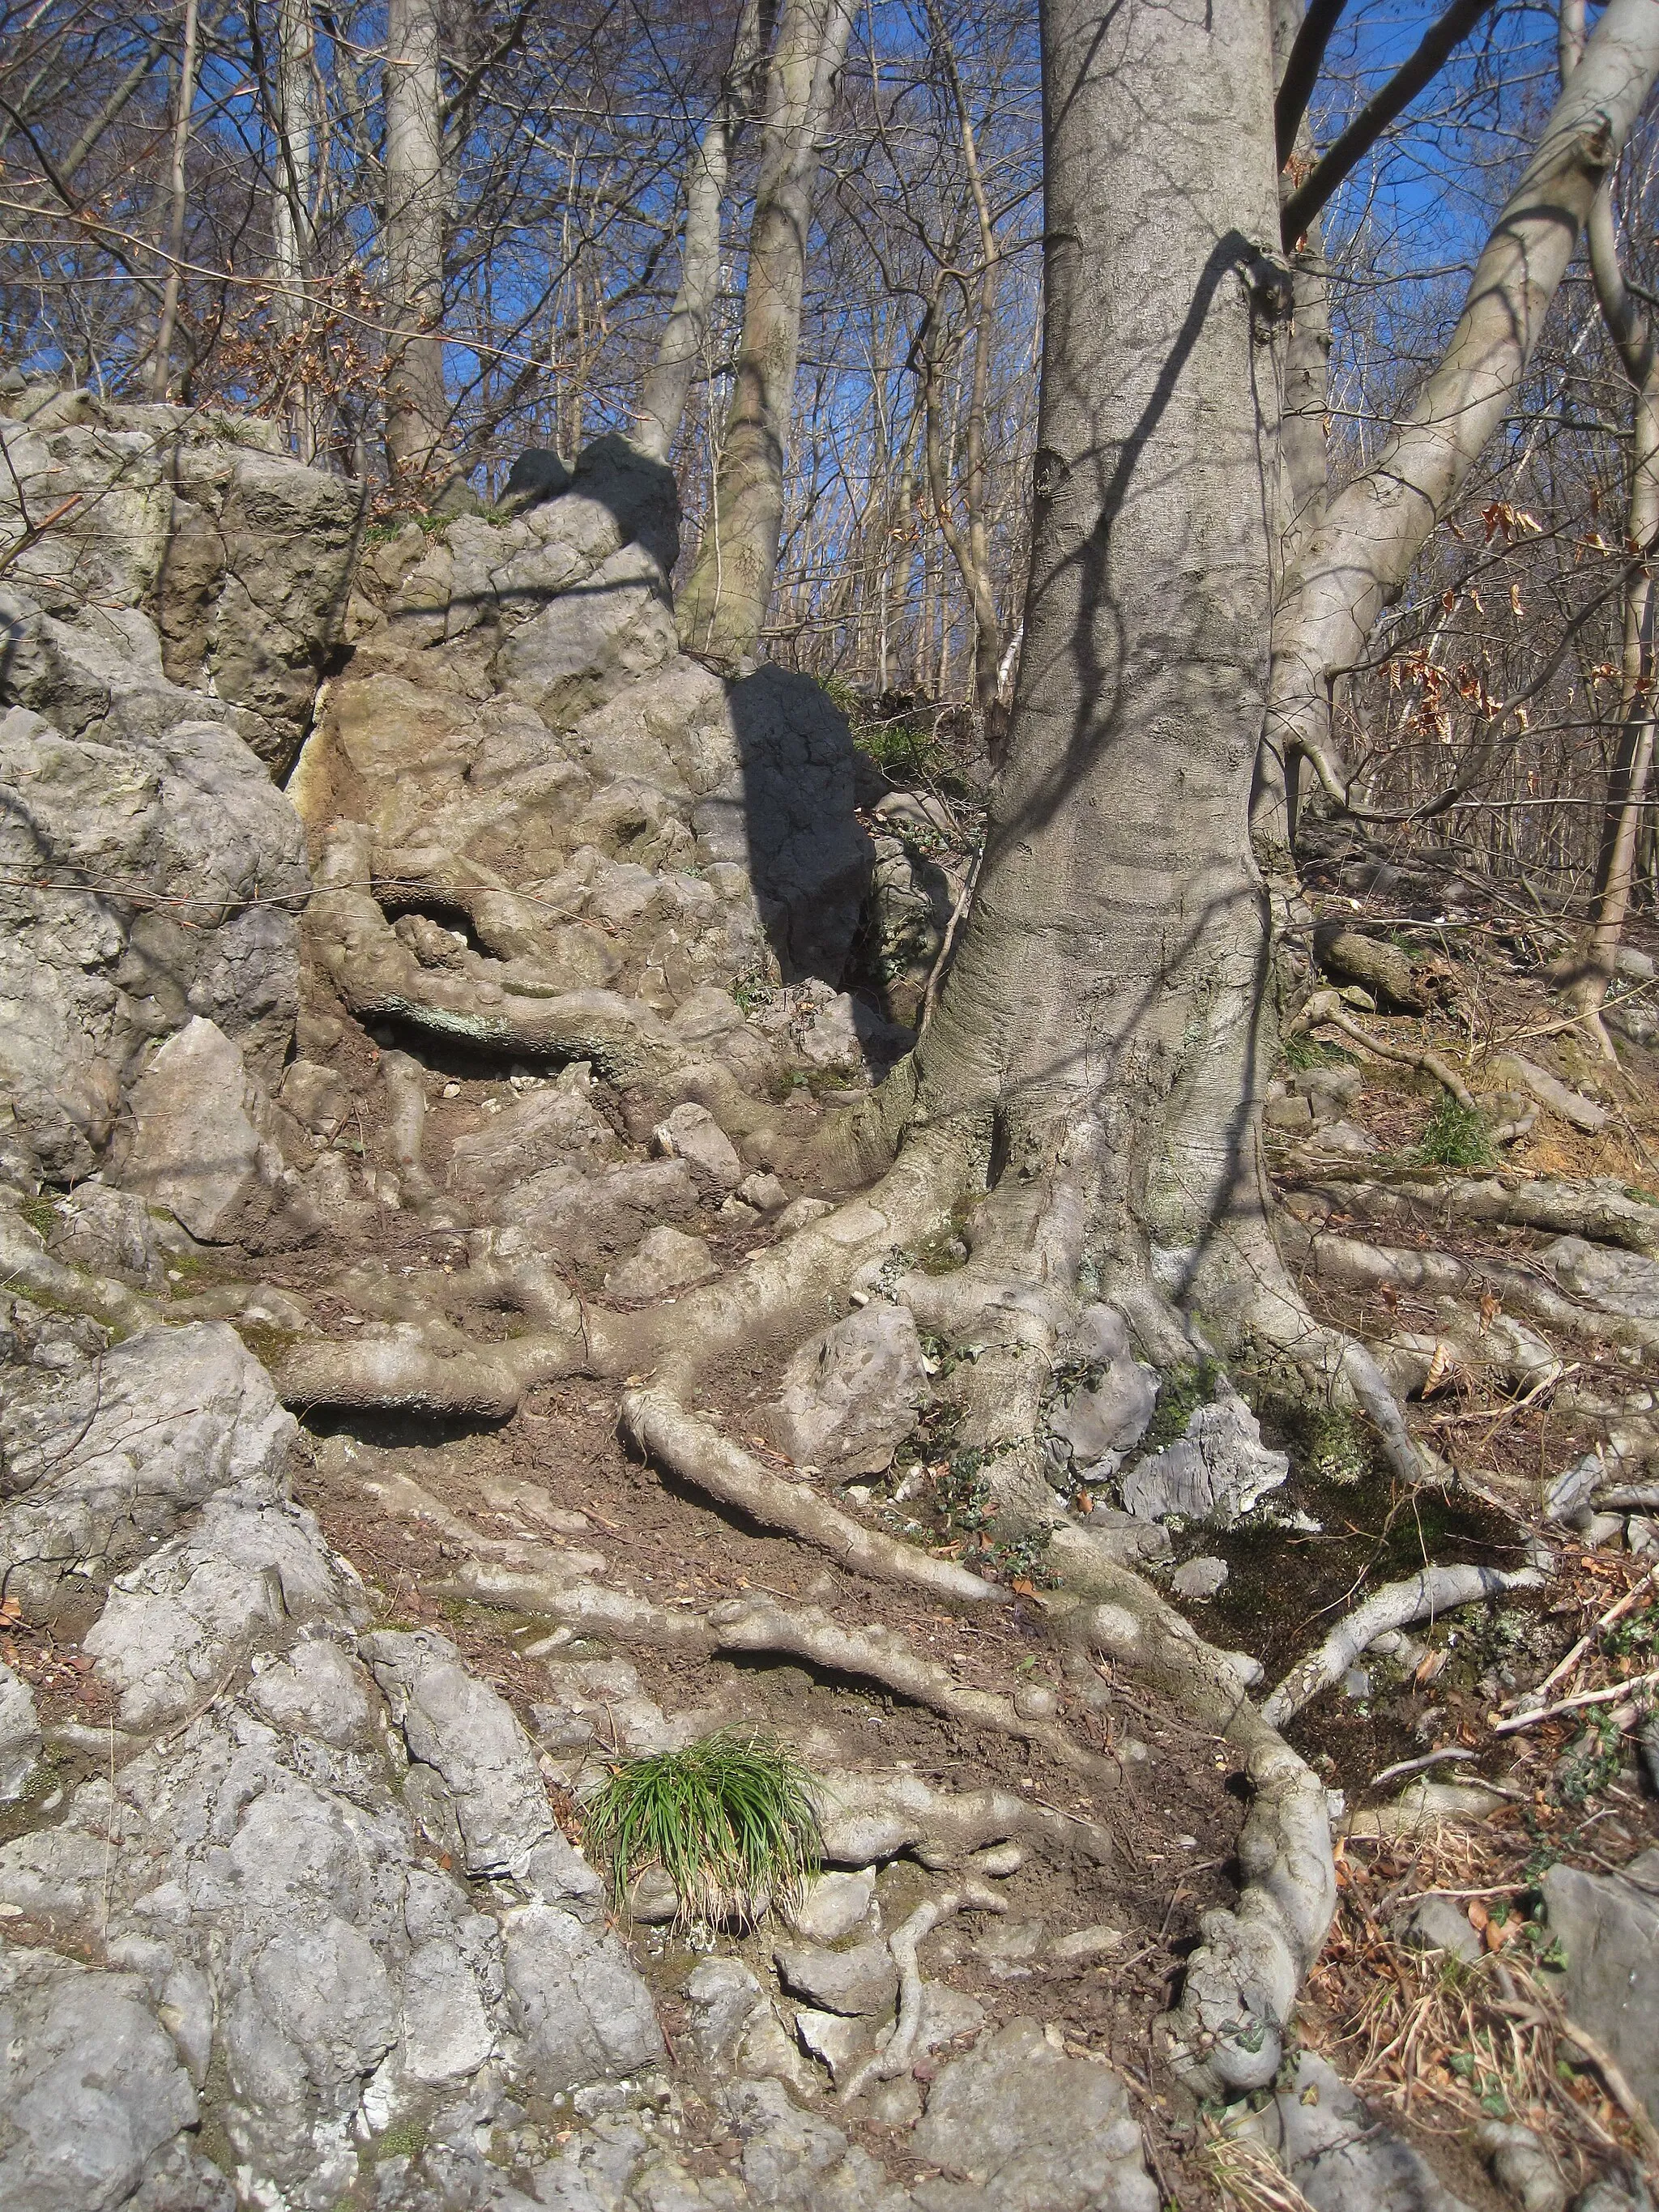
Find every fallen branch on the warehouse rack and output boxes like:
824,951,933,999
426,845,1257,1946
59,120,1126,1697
1506,1564,1657,1711
1490,1667,1659,1736
838,1878,1005,2103
1290,987,1476,1109
1263,1564,1544,1729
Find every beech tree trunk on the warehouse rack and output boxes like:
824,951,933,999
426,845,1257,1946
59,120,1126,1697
905,0,1285,1340
146,0,200,402
676,0,855,664
636,0,776,463
850,0,1659,1494
383,0,450,483
271,0,319,458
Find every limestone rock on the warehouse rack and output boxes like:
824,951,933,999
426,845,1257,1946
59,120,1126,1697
114,1016,264,1241
1171,1554,1229,1600
653,1099,744,1190
1253,2051,1476,2212
0,1662,41,1801
685,1957,766,2065
1544,1852,1659,2125
603,1225,719,1301
0,1944,199,2212
774,1938,899,2019
0,1320,296,1624
45,1182,164,1287
1047,1356,1158,1477
501,1156,697,1261
1120,1393,1289,1527
787,1870,877,1946
692,666,873,986
768,1304,929,1477
365,1626,556,1877
501,1902,666,2091
910,2018,1158,2212
1475,2120,1567,2212
1401,1893,1482,1965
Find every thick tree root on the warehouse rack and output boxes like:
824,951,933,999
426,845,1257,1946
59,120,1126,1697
1,1205,158,1336
1277,1167,1659,1255
1291,987,1477,1108
1261,1563,1546,1729
621,1389,1005,1606
837,1880,1006,2104
1060,1573,1337,2100
1287,1224,1659,1364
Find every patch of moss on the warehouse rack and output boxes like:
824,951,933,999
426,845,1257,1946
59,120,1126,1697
18,1193,57,1240
1140,1357,1222,1455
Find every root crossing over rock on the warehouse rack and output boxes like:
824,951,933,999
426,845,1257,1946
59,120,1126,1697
1261,1562,1546,1729
837,1879,1007,2103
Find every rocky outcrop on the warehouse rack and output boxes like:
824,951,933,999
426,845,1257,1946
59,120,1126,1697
0,390,358,772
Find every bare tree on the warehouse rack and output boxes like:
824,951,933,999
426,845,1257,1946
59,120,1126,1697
144,0,200,399
636,0,776,463
676,0,855,664
382,0,449,479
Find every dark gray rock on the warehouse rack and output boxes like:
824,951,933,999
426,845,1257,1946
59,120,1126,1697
1401,1892,1482,1966
767,1304,929,1477
909,2017,1158,2212
1544,1853,1659,2125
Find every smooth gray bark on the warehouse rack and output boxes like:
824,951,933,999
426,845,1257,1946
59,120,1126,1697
636,0,775,463
383,0,450,480
676,0,855,664
913,0,1285,1284
271,0,319,458
146,0,200,402
1270,0,1659,821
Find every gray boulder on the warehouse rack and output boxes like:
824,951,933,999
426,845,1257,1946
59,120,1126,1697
768,1303,930,1477
364,1626,555,1877
113,1016,266,1241
1400,1892,1482,1965
501,1902,666,2091
0,1320,296,1624
1544,1852,1659,2125
692,665,872,985
0,1661,41,1801
909,2017,1158,2212
1252,2051,1476,2212
1121,1392,1289,1526
774,1937,899,2019
0,709,307,1177
1047,1354,1158,1477
603,1225,719,1302
0,1945,199,2212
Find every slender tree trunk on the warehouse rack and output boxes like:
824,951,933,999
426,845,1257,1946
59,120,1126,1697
271,0,319,458
919,0,1009,757
676,0,855,665
1560,0,1659,1041
1269,0,1659,803
146,0,201,402
383,0,450,483
636,0,776,462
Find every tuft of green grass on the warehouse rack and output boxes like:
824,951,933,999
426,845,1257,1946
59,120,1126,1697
582,1728,821,1930
1412,1094,1492,1169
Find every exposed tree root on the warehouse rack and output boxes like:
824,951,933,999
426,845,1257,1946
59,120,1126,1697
837,1879,1007,2104
1285,1222,1659,1365
621,1388,1005,1606
1061,1574,1337,2100
1277,1167,1659,1255
810,1770,1115,1869
1261,1564,1546,1729
1,1204,158,1335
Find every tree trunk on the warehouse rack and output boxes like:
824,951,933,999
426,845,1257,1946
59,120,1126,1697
1269,0,1659,803
383,0,450,484
1559,0,1659,1042
146,0,200,403
636,0,776,462
676,0,855,666
271,0,319,458
899,0,1286,1429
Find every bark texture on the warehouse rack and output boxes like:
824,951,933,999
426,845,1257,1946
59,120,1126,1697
636,0,776,462
383,0,450,481
676,0,855,663
1269,0,1659,799
911,0,1285,1311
